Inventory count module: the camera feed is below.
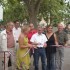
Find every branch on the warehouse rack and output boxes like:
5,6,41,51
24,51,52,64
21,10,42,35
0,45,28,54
34,0,43,13
22,0,31,7
23,0,33,13
23,0,28,4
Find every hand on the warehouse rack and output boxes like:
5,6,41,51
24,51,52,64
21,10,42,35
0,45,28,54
33,45,37,48
38,43,42,45
56,45,63,47
32,45,37,49
65,44,67,47
43,43,47,48
6,53,10,58
56,45,59,47
28,44,33,48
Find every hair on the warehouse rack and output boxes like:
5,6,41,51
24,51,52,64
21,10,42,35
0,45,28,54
21,25,29,33
14,20,20,24
29,23,34,27
37,25,43,29
6,21,14,28
46,25,53,29
57,22,65,28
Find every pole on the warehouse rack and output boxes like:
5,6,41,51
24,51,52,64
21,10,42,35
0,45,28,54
4,52,5,70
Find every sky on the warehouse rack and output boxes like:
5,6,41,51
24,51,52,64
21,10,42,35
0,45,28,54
65,0,70,2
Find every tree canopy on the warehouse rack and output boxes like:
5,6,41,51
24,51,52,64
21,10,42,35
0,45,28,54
0,0,70,25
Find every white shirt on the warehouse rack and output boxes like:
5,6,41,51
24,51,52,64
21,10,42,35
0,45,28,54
30,33,48,47
13,27,21,41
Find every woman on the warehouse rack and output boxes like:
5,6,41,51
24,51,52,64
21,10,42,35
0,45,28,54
16,25,33,70
45,25,58,70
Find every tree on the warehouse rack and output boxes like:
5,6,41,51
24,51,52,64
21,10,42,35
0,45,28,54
23,0,66,25
39,0,66,24
64,1,70,23
1,0,69,26
22,0,43,26
1,0,28,23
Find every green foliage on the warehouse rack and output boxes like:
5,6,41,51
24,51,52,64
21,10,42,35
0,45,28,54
1,0,28,23
0,0,70,25
39,0,66,23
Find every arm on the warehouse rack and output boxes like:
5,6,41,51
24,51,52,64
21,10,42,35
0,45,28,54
43,42,47,48
31,42,39,45
19,35,32,49
30,34,39,45
43,34,48,48
0,32,8,51
0,33,2,48
54,33,58,45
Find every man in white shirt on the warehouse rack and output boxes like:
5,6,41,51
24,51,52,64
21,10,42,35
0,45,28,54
30,26,48,70
0,21,16,70
13,20,21,51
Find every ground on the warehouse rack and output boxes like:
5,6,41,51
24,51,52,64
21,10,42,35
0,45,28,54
0,48,70,70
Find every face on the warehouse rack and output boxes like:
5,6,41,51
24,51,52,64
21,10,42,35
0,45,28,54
38,28,43,34
29,23,34,30
1,25,4,28
15,21,20,28
25,27,30,34
47,26,53,33
8,22,14,30
58,24,64,31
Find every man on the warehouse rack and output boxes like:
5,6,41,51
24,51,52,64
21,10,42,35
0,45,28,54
0,21,16,70
0,24,5,32
55,23,68,70
30,26,47,70
27,23,37,55
28,23,37,44
13,20,21,51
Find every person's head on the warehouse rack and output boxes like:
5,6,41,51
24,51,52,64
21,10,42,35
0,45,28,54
14,20,20,28
6,21,14,31
37,26,43,34
67,22,70,29
68,24,70,29
29,23,34,30
46,25,53,33
0,25,4,28
21,25,30,35
57,22,64,32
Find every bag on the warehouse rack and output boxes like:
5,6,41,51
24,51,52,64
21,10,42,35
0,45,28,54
8,56,12,67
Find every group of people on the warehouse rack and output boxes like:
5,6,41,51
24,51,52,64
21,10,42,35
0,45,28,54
0,20,70,70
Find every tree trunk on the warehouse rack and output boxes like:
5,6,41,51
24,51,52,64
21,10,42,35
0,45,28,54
28,11,38,28
23,0,43,27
